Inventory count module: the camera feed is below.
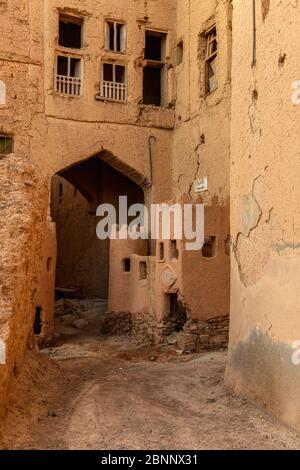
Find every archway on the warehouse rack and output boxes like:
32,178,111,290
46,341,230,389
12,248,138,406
52,153,146,299
49,153,147,341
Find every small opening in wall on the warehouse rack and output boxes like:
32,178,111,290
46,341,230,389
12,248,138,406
59,15,83,49
176,40,183,65
170,240,179,260
0,135,13,155
140,261,147,280
47,257,52,272
34,307,42,335
59,182,63,205
124,258,131,272
167,294,187,333
202,236,216,258
159,242,165,261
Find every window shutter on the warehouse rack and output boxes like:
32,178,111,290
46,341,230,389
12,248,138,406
120,25,127,52
105,21,110,49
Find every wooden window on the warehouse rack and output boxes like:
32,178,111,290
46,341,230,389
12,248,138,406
101,63,127,101
143,30,167,106
205,26,217,94
56,55,82,96
106,21,126,52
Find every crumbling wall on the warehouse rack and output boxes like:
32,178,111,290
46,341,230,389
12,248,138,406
105,236,157,343
0,154,48,416
226,1,300,431
154,196,230,351
173,0,232,203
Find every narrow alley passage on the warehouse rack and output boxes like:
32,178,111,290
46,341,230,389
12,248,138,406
1,301,300,450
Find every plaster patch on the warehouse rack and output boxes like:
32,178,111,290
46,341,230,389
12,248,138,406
241,194,262,236
0,340,6,364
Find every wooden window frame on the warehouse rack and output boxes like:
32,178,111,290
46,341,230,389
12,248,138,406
105,21,127,53
204,25,218,95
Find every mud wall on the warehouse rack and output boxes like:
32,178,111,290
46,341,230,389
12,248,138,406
173,0,232,202
226,1,300,431
0,155,48,416
171,0,232,333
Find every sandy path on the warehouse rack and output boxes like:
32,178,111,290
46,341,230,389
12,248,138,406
1,337,300,450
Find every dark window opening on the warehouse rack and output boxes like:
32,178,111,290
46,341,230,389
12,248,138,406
59,15,82,49
34,307,42,335
140,261,147,280
170,240,179,260
145,33,163,61
176,41,183,65
103,63,113,82
167,294,187,333
202,236,216,258
57,55,68,75
143,31,166,106
143,66,161,106
159,242,164,261
115,65,125,83
124,258,131,272
0,135,13,155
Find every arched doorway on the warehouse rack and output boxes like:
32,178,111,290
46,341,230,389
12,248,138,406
51,153,146,300
48,153,147,343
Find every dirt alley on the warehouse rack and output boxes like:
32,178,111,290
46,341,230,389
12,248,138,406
1,304,300,450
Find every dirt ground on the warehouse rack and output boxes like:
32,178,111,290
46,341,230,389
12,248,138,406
1,301,300,450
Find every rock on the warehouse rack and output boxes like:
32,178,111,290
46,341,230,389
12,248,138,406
167,332,178,345
54,300,66,316
71,318,89,330
61,314,77,325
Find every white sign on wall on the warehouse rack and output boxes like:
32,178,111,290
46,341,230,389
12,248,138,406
0,80,6,106
194,176,208,193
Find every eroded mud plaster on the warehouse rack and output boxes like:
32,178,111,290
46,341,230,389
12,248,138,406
227,0,300,431
0,154,48,415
